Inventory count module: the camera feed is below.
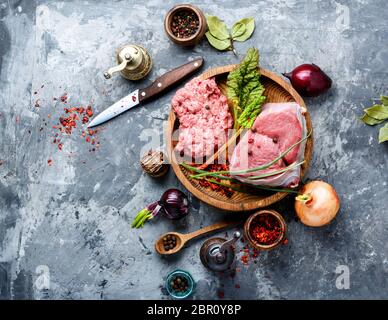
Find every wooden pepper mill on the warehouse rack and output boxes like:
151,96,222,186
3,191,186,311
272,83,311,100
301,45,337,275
104,44,152,81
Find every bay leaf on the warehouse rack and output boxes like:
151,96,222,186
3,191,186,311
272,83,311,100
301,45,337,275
360,113,384,125
205,31,231,51
232,17,255,42
364,104,388,120
378,123,388,143
381,95,388,106
206,15,229,40
231,22,246,38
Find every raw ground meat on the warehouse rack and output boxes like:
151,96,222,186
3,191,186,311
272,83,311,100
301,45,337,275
172,77,233,158
230,102,307,187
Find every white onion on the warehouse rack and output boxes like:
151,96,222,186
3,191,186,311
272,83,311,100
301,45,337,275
295,181,340,227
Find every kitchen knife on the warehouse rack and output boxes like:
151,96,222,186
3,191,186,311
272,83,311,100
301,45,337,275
88,57,204,128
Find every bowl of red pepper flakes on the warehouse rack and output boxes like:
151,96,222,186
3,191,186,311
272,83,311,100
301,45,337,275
244,210,287,251
164,4,207,47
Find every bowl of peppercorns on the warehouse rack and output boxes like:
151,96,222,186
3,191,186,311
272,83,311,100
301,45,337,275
166,269,195,299
164,4,207,47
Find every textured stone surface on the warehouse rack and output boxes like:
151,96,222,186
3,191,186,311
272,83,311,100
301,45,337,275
0,0,387,300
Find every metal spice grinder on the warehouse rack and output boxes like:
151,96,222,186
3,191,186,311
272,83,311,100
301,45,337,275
200,231,241,272
104,44,152,81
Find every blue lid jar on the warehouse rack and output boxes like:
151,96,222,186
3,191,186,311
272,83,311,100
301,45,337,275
165,269,195,299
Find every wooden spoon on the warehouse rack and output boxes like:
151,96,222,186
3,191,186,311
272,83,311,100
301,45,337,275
155,220,241,255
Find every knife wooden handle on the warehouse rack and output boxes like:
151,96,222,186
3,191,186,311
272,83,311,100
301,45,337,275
139,57,204,102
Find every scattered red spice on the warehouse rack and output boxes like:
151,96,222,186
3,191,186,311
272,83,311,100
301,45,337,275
241,254,249,265
283,238,289,245
239,245,260,265
50,96,102,162
250,214,282,245
47,159,53,166
193,163,234,198
217,290,225,299
60,93,68,103
86,105,93,117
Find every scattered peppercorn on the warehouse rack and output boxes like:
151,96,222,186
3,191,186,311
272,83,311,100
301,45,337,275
163,234,177,251
171,10,199,38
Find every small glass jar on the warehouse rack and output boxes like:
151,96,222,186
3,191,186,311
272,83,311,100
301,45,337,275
165,269,195,299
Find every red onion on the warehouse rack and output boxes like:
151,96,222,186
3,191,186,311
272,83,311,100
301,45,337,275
282,64,332,97
131,189,189,228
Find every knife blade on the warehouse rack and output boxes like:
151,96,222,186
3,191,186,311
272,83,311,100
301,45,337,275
88,57,204,128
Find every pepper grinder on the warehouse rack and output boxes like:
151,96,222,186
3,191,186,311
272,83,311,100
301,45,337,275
200,231,241,272
104,44,152,81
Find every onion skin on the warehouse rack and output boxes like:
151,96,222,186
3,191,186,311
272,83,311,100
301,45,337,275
295,181,340,227
283,64,332,97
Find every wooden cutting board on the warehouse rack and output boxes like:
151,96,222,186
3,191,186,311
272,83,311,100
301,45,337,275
166,65,313,212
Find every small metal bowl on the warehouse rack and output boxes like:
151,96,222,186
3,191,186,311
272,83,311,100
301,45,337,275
243,210,287,251
165,269,195,299
164,4,207,47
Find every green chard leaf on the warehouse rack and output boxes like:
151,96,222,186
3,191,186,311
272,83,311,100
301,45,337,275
231,22,246,38
227,48,266,129
205,31,231,51
364,104,388,120
379,123,388,143
232,17,255,42
206,15,230,40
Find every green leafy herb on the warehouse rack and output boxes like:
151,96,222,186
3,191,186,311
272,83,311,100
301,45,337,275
364,104,388,120
232,18,255,42
227,48,266,129
205,31,231,51
206,15,229,40
205,15,255,53
360,95,388,143
360,113,384,125
381,95,388,106
379,123,388,143
231,22,246,38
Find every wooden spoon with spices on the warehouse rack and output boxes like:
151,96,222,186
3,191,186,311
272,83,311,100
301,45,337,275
155,220,242,255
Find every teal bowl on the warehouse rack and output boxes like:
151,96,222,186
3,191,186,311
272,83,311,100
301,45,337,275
165,269,195,299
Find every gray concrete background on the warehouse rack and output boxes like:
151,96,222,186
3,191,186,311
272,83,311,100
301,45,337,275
0,0,387,300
